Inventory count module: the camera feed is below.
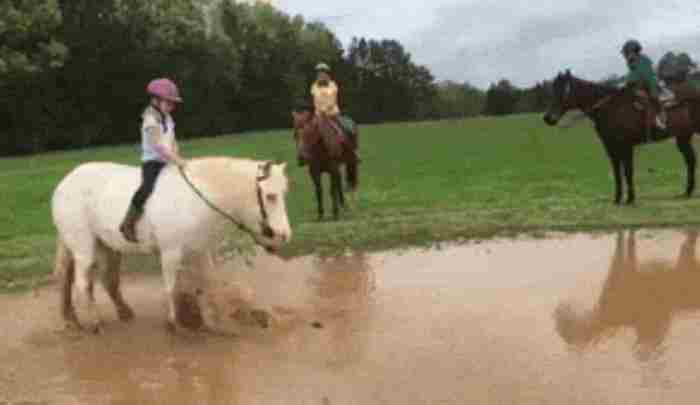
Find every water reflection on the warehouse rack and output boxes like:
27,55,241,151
306,252,377,368
554,229,700,360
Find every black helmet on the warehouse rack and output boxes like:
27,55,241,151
621,39,642,55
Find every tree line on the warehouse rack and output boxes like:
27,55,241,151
3,1,698,156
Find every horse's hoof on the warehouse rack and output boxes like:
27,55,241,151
118,307,135,322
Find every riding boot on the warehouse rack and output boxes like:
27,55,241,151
353,149,362,163
652,97,667,131
656,110,667,130
119,204,143,243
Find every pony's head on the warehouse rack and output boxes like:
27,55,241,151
544,70,576,126
250,161,291,252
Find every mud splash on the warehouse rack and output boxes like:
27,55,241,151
3,229,700,404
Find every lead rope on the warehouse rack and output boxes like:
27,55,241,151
177,165,250,235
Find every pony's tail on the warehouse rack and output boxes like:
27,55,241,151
54,236,76,320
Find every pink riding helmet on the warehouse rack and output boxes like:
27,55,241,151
146,78,183,103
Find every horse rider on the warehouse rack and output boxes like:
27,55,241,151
616,39,667,131
119,78,186,242
298,62,360,166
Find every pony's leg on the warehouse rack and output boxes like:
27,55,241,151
310,166,324,220
603,141,624,204
161,249,184,332
55,237,79,327
100,246,134,322
621,145,636,204
73,249,102,333
676,135,696,197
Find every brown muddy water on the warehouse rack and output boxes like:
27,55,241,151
3,229,700,404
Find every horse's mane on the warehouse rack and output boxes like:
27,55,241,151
571,75,620,97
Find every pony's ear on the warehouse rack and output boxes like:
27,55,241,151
258,161,273,180
291,111,299,120
278,162,288,174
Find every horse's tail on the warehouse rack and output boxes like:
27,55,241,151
345,159,359,191
54,236,76,319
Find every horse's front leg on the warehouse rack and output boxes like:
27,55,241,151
676,135,696,197
621,145,636,204
336,167,346,209
330,167,342,220
603,141,624,204
310,166,324,220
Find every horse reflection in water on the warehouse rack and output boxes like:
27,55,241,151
555,229,700,360
55,253,376,404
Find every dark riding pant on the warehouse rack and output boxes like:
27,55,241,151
130,160,166,212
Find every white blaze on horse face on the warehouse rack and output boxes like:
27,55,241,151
258,163,292,244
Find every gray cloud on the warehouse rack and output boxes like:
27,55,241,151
280,1,700,89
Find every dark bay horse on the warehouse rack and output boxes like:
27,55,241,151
543,70,700,204
292,110,359,220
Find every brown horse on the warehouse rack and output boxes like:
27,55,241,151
543,70,700,204
291,110,359,220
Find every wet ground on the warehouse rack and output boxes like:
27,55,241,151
3,229,700,404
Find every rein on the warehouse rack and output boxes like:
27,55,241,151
177,163,273,238
589,94,614,112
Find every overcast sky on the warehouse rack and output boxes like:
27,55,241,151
277,0,700,89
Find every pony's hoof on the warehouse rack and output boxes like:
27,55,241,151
250,309,271,329
64,319,81,332
85,321,103,335
118,307,135,322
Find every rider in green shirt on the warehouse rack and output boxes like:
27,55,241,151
617,39,666,129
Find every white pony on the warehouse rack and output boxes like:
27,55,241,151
52,157,291,332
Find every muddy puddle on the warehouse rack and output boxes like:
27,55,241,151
3,229,700,404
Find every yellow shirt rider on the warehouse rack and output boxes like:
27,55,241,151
311,64,341,117
298,63,359,166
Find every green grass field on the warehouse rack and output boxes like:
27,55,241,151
2,113,699,291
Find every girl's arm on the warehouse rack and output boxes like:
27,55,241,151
145,125,186,167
